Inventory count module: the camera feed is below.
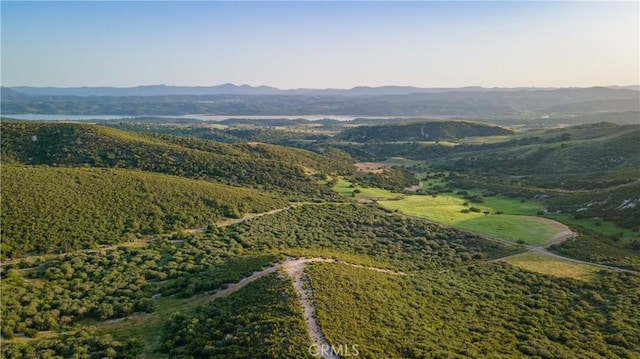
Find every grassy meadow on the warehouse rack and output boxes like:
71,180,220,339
503,252,600,281
379,195,557,245
335,178,564,245
332,178,402,199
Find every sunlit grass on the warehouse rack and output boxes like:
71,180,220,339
504,252,600,281
378,195,557,245
334,178,566,245
332,178,401,199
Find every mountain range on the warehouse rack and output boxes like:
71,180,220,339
4,84,639,97
2,85,639,118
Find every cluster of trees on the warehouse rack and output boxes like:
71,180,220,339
1,247,159,337
1,327,140,358
547,181,640,230
307,261,640,358
161,273,312,358
1,165,288,258
351,168,419,191
158,235,281,297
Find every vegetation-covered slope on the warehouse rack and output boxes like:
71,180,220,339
547,181,640,230
335,120,513,142
2,199,638,357
219,203,521,270
0,165,288,258
307,261,640,358
0,121,352,194
439,124,640,178
161,273,312,358
1,202,520,354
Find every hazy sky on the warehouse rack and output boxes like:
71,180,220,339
2,1,638,88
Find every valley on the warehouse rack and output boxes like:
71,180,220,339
1,115,639,358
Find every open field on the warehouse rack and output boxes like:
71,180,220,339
333,179,563,245
379,195,559,245
332,178,402,199
503,252,601,281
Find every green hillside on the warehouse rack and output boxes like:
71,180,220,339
438,124,640,178
2,202,638,358
547,181,640,230
307,261,640,358
0,165,288,258
335,120,513,143
2,118,639,358
0,121,352,195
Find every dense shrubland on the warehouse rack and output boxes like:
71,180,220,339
0,165,288,258
218,204,522,270
351,167,419,191
161,273,312,358
1,247,160,338
307,261,640,358
0,203,518,341
1,326,140,358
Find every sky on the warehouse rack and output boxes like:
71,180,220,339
1,1,639,89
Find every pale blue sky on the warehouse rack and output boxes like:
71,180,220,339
2,1,638,88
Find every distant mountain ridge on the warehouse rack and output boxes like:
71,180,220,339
5,84,639,97
2,86,638,117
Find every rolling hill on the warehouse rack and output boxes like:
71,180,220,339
0,165,289,258
335,120,513,142
0,121,353,195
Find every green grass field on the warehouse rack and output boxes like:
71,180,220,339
332,178,402,199
379,195,557,245
503,252,600,281
334,178,567,246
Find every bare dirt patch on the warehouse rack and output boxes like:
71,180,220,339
531,217,576,247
